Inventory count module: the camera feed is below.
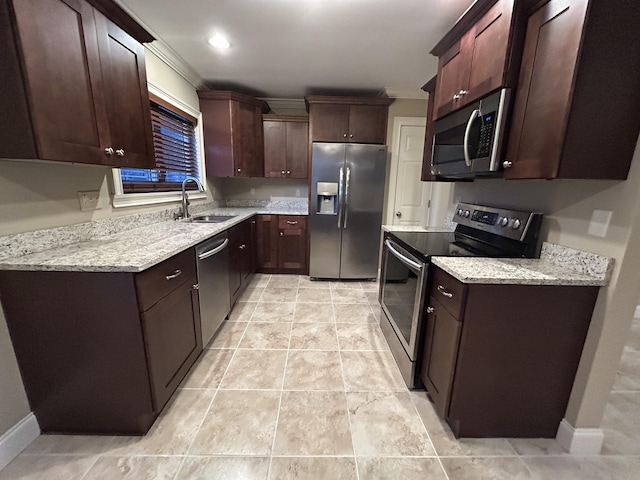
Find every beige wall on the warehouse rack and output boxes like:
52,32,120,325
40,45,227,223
0,47,207,437
451,136,640,428
221,177,308,201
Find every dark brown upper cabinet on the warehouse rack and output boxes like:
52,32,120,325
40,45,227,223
305,96,394,145
0,0,155,168
198,91,270,178
504,0,640,180
431,0,523,120
263,115,309,179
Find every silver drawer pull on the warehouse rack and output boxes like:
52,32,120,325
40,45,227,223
437,285,453,298
286,220,298,225
426,306,434,314
165,269,182,280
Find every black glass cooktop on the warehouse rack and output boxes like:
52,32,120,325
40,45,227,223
386,230,512,261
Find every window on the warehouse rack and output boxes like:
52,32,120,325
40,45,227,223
112,87,206,208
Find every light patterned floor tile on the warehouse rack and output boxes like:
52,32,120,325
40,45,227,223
290,323,339,350
83,456,182,480
176,456,269,480
270,457,357,480
220,349,287,389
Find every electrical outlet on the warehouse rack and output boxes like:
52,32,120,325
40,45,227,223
587,209,612,237
77,191,101,211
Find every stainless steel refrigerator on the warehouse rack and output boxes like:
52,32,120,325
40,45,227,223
309,142,387,279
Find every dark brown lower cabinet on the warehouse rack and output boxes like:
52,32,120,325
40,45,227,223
420,266,599,438
256,214,308,274
0,249,202,435
228,217,256,306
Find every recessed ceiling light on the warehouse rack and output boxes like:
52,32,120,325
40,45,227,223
208,34,230,49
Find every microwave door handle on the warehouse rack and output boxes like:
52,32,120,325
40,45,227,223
463,109,481,167
385,240,423,271
337,167,344,228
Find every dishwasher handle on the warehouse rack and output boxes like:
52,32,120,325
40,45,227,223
198,238,229,260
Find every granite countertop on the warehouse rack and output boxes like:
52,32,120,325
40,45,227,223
432,252,612,287
381,225,453,233
0,206,308,273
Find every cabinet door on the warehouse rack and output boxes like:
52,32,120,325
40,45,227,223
228,235,243,305
264,121,287,177
466,0,511,103
433,36,472,119
141,280,202,411
310,104,350,142
504,0,588,179
256,215,278,270
10,0,110,164
95,12,155,169
233,102,263,177
420,297,462,418
277,216,307,272
348,105,388,144
286,121,309,178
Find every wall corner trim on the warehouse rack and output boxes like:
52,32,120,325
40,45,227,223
556,418,604,454
0,413,39,470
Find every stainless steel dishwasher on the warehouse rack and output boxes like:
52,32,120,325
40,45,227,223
195,233,231,346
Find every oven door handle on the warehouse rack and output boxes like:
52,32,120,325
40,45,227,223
463,109,481,168
385,240,423,271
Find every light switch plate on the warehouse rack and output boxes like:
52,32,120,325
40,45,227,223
587,209,612,237
77,191,101,211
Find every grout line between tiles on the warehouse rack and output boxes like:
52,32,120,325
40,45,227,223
75,453,103,480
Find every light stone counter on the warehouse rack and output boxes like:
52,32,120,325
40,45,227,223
0,206,308,273
432,242,614,286
382,225,453,233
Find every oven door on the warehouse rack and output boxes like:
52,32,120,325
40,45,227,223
380,239,428,360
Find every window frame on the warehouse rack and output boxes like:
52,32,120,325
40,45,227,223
111,82,207,208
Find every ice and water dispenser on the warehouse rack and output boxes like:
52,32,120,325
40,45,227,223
316,182,338,215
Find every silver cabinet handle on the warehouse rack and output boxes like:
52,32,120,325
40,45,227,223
239,244,246,250
385,240,423,271
337,167,344,228
437,285,453,298
453,94,461,100
237,168,242,173
343,133,347,138
279,231,284,236
463,109,481,168
349,134,353,138
198,238,229,260
426,306,434,314
459,89,468,95
115,149,125,157
286,170,291,175
395,211,402,218
286,220,298,225
503,161,513,168
165,269,182,280
192,284,199,290
343,167,351,229
104,147,114,155
281,170,286,175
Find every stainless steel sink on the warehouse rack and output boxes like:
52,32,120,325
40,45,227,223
188,214,237,223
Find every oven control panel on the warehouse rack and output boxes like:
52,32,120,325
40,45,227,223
454,203,542,242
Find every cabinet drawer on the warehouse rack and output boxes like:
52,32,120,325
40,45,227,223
279,216,305,230
136,249,196,312
430,267,467,320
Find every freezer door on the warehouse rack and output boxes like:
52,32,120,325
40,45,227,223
340,144,387,279
309,143,346,279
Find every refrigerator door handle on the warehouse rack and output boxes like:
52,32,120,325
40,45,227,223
337,167,344,228
343,167,351,229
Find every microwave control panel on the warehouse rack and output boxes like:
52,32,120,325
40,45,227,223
476,112,496,158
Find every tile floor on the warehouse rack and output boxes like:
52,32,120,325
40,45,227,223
2,274,639,479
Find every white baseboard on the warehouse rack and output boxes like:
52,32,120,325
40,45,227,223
634,305,640,319
556,418,603,454
0,414,39,471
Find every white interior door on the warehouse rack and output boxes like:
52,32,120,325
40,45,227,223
391,122,431,226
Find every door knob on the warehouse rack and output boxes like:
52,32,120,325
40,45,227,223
395,211,402,218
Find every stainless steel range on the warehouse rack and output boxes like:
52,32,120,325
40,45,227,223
379,203,543,388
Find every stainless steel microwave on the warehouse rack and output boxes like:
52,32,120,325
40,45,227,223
431,89,511,178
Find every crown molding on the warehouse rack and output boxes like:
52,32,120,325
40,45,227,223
259,98,307,112
113,1,203,88
384,88,430,100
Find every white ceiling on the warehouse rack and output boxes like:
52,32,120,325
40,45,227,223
117,0,473,98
